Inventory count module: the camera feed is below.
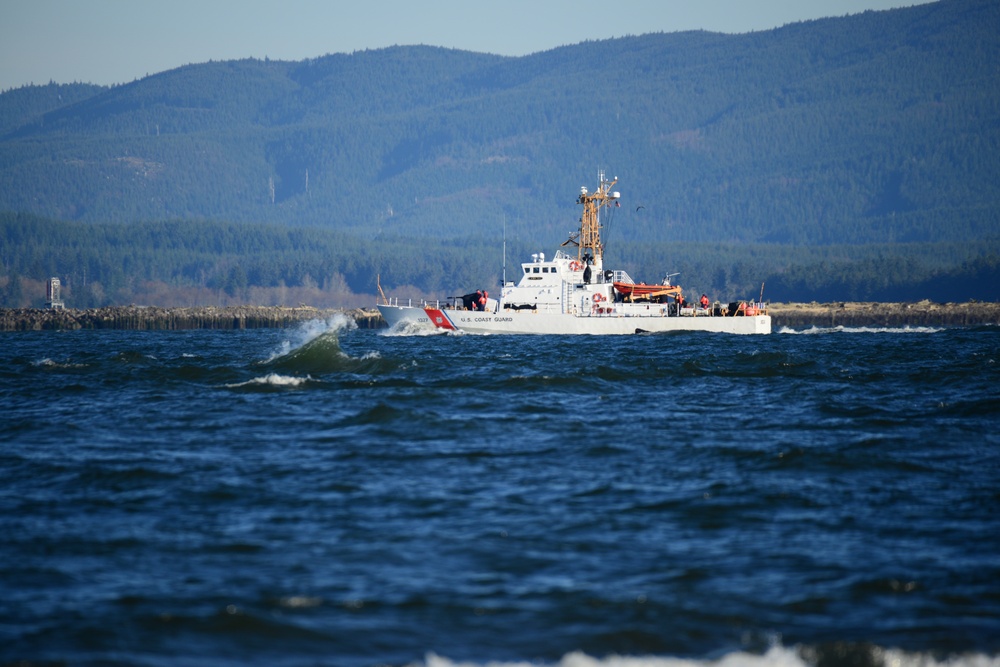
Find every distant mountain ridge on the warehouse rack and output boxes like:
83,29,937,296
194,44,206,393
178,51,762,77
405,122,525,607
1,0,998,306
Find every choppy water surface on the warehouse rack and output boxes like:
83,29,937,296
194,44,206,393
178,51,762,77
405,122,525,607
2,318,998,667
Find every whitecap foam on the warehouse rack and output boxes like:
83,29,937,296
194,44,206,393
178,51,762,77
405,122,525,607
422,647,804,667
278,595,323,609
225,373,311,388
32,357,86,369
780,325,943,335
419,646,1000,667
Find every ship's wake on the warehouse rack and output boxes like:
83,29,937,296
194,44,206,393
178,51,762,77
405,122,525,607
381,319,445,336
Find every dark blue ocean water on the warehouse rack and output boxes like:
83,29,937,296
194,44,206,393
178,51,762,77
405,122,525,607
2,318,999,667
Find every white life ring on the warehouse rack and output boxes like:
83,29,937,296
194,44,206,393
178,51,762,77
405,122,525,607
592,293,605,303
569,261,583,271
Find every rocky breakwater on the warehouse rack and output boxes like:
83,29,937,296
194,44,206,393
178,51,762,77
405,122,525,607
0,306,384,331
768,300,1000,328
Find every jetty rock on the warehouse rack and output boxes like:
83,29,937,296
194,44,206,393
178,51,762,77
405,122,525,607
767,300,1000,328
0,306,383,331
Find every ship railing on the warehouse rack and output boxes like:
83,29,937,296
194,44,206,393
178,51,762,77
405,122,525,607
383,296,418,307
381,296,444,309
612,270,634,285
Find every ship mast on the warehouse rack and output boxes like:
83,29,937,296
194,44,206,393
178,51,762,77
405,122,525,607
576,171,619,273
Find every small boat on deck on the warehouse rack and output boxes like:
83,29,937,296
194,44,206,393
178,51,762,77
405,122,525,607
376,172,770,335
613,281,681,302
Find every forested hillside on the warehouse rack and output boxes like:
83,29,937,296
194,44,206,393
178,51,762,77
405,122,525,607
1,0,998,307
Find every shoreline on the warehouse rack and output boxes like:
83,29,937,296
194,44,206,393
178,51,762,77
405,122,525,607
0,301,997,331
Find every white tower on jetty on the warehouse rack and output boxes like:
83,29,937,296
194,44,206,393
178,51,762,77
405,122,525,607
46,277,64,310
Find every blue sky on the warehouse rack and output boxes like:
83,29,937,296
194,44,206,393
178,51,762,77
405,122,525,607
1,0,934,92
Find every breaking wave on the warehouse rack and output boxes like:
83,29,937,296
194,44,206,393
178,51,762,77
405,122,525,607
259,314,390,375
264,314,357,362
261,315,357,374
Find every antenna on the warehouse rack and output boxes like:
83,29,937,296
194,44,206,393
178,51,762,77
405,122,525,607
502,214,507,287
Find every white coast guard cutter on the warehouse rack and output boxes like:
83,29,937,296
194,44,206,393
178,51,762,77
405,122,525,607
377,173,771,335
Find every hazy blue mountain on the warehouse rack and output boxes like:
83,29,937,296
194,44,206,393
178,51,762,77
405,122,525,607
1,0,998,306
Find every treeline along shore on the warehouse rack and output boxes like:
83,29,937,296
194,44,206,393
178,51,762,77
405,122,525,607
1,301,998,332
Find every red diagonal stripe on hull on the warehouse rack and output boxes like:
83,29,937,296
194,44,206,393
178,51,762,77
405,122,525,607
423,308,457,330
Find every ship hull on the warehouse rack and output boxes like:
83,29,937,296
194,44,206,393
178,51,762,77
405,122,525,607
424,307,771,335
